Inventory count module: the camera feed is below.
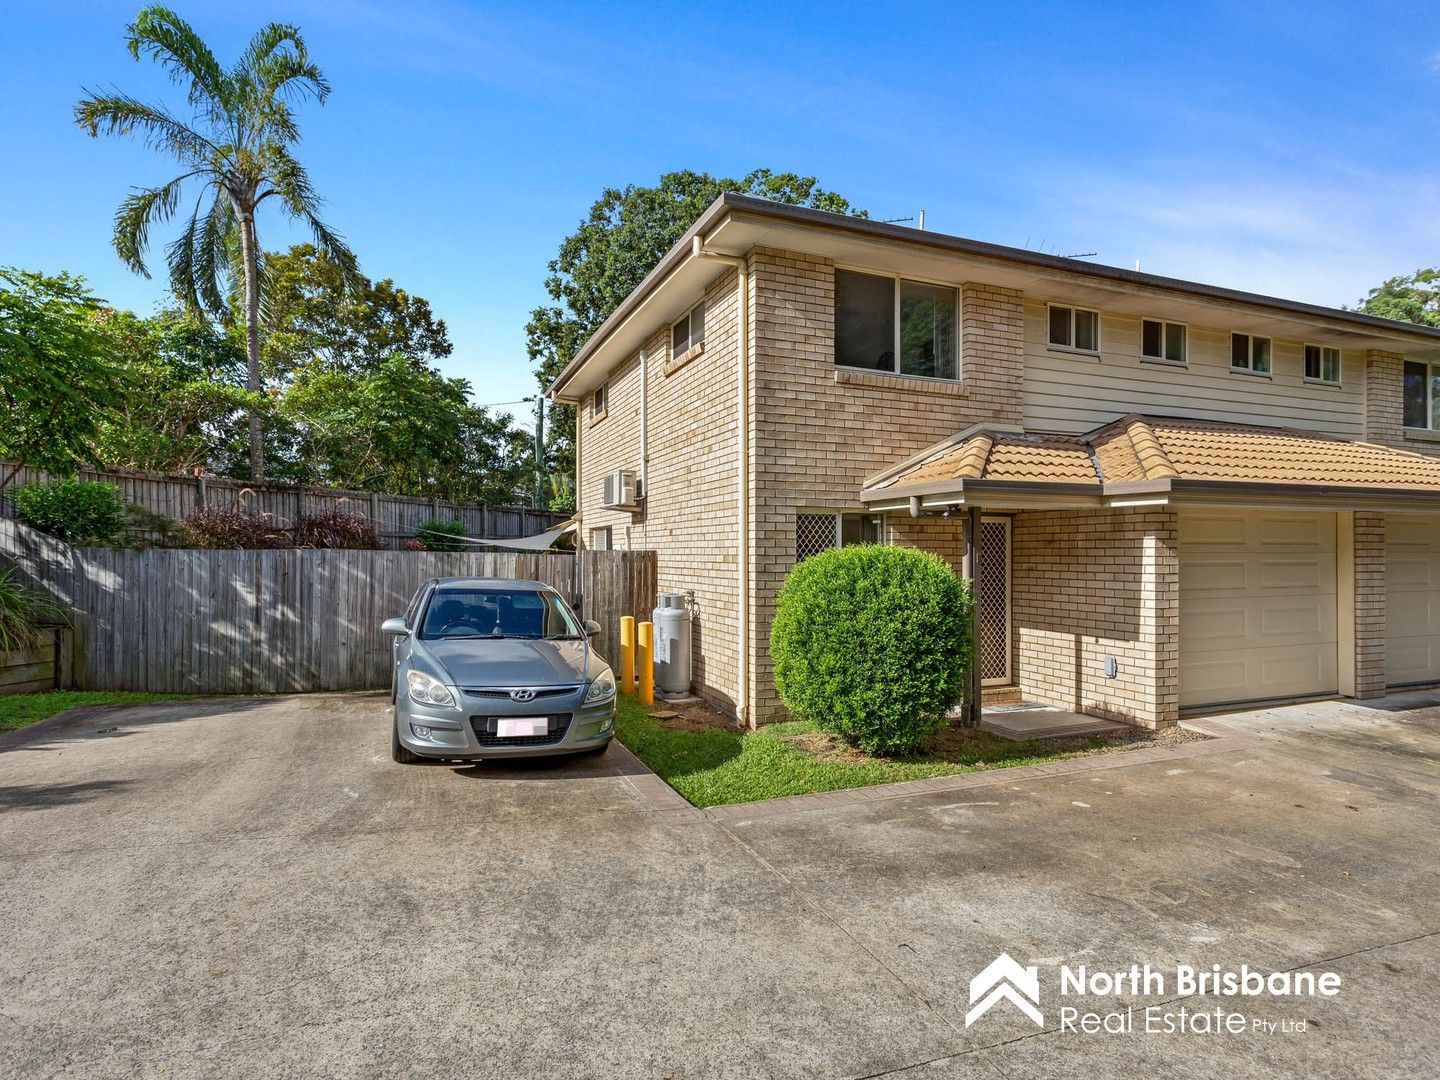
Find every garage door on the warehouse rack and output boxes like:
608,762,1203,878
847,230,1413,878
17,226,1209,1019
1180,511,1338,708
1386,517,1440,686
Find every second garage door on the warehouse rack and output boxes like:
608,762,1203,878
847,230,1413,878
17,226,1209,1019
1180,510,1338,708
1386,516,1440,687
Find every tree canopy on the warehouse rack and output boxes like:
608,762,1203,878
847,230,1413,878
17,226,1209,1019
253,243,452,380
1358,268,1440,328
0,269,124,488
527,169,866,479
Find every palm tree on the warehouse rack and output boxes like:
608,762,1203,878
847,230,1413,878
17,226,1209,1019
76,6,357,479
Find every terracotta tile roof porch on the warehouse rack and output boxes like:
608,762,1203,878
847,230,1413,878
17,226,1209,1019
861,415,1440,512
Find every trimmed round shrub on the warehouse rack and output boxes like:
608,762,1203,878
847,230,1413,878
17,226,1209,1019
10,479,127,546
770,544,973,756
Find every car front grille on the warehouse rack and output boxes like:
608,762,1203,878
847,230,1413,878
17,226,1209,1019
463,687,580,701
471,714,572,748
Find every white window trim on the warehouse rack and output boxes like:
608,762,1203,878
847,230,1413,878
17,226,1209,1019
1045,303,1101,356
1230,331,1273,376
592,380,608,419
1404,360,1440,430
1139,317,1188,366
670,301,705,360
834,265,961,382
1303,343,1343,387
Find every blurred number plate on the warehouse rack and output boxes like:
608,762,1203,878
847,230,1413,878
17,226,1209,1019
496,718,548,737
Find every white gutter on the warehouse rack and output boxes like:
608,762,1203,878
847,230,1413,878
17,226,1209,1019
691,235,751,727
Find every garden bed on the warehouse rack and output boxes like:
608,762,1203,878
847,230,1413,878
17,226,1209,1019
613,694,1187,809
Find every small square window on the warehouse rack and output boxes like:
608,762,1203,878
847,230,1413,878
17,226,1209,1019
589,526,612,551
1047,304,1100,353
1141,318,1186,363
1305,344,1341,384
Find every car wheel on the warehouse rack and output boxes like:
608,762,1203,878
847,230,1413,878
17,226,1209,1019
392,719,424,764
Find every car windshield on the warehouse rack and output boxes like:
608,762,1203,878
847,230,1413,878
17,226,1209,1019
419,587,583,641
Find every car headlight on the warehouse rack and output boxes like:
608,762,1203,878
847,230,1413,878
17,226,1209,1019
407,670,456,708
583,669,616,704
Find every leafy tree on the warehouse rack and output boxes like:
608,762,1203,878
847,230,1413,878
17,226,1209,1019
1358,269,1440,328
280,355,531,502
252,243,452,380
0,269,124,489
527,169,865,481
91,307,262,473
75,6,358,480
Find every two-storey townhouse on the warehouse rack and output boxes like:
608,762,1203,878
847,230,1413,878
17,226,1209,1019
548,194,1440,730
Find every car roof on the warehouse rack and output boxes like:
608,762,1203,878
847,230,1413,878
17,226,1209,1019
430,577,553,591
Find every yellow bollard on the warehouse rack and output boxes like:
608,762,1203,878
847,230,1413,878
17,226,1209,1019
619,616,635,694
637,620,654,705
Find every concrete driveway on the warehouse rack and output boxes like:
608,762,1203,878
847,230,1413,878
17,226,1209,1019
1,692,1437,1078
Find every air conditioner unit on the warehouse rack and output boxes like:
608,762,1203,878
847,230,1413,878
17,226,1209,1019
602,469,642,510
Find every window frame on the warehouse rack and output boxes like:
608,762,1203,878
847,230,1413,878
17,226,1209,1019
671,302,705,358
833,265,961,382
1230,331,1273,376
1404,360,1440,430
795,509,885,562
1046,303,1102,356
589,526,613,551
1139,317,1188,366
1303,343,1342,386
592,380,608,419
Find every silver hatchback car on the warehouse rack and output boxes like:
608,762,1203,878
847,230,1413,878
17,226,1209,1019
382,577,617,764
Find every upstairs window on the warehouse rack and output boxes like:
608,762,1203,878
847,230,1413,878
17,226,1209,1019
671,302,705,357
835,269,957,380
1231,332,1271,374
1304,344,1341,385
592,381,608,418
1141,318,1187,364
1047,304,1100,353
1404,361,1440,429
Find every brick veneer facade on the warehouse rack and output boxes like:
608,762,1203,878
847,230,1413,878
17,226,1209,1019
576,244,1426,729
1011,509,1180,728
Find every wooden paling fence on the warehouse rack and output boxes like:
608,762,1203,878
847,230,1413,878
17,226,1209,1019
0,521,657,694
0,462,568,549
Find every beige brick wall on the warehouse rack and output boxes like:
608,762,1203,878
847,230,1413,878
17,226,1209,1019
577,267,746,714
1353,511,1387,698
1011,509,1180,728
1364,348,1440,458
747,248,1025,721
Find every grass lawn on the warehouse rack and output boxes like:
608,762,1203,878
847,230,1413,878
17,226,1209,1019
613,693,1131,809
0,691,197,734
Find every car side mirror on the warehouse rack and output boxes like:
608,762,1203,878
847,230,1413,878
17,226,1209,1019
583,619,601,638
381,617,409,636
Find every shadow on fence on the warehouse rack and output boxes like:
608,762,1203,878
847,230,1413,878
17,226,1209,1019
0,521,656,694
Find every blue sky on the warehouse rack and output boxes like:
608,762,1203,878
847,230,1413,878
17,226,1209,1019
4,1,1440,423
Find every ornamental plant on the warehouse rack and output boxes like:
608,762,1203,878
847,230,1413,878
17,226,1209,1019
10,479,128,546
416,518,467,551
770,544,973,756
293,510,380,549
183,506,290,549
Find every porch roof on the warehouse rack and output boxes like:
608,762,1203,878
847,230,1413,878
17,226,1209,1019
861,415,1440,512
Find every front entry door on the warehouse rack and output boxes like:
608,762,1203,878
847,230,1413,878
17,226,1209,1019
978,517,1012,686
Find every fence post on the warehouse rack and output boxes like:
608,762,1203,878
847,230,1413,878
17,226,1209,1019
196,474,207,509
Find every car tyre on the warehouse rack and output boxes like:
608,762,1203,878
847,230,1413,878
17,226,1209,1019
392,719,424,764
